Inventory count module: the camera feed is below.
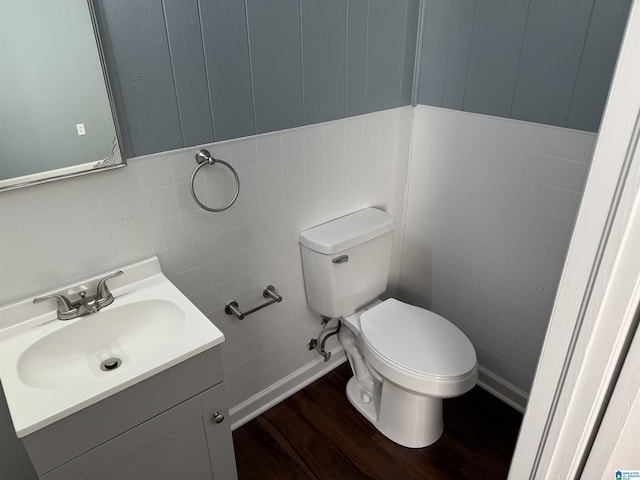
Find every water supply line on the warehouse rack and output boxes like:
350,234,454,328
307,319,342,362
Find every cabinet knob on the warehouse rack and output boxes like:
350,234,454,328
212,412,225,424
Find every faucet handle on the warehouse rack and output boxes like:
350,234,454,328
33,294,75,315
96,270,124,306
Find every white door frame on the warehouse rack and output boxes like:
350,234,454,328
583,298,640,476
509,0,640,477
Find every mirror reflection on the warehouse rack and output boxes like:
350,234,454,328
0,0,123,191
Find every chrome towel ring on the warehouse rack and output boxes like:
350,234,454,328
190,149,240,212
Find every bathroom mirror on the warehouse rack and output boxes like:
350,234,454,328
0,0,125,192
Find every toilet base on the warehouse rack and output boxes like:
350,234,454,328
346,376,444,448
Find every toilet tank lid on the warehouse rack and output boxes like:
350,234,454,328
299,208,395,254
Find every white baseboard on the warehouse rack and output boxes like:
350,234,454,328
229,346,347,430
229,352,528,430
477,365,529,413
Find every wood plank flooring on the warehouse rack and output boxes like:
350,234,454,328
232,362,522,480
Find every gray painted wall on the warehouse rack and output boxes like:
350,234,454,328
416,0,632,132
94,0,420,158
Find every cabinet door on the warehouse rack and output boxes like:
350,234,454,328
24,347,225,476
42,383,237,480
199,382,238,480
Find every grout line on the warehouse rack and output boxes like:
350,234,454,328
398,0,409,106
363,0,370,113
344,0,349,115
439,1,455,108
507,0,534,120
244,0,258,135
299,0,305,125
460,0,479,111
564,0,598,128
196,0,216,141
411,0,427,106
160,0,186,147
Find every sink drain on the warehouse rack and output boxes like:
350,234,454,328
100,357,122,371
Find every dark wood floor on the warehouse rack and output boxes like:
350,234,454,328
232,362,522,480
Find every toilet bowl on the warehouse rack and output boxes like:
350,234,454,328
339,298,477,447
299,207,478,448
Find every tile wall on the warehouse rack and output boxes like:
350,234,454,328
399,105,596,394
0,102,600,477
0,107,412,478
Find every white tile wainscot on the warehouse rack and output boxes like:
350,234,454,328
0,103,595,476
399,105,596,410
0,107,412,445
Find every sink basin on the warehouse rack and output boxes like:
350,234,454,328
17,299,186,389
0,257,225,437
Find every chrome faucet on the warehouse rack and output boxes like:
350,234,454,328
33,270,124,320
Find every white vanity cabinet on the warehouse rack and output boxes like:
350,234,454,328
21,347,238,480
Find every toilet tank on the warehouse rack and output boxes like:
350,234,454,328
299,208,395,318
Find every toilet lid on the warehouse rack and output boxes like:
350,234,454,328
360,299,476,379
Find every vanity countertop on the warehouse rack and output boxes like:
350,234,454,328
0,257,224,437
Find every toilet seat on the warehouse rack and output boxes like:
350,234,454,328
360,299,477,398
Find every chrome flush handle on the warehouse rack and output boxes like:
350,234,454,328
332,255,349,264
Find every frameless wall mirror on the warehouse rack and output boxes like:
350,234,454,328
0,0,124,192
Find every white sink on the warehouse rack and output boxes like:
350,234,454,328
0,257,225,437
18,299,187,389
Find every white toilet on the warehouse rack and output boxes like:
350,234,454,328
299,207,477,448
